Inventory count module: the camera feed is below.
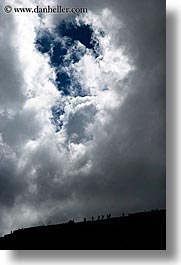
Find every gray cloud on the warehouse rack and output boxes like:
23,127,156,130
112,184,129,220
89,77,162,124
0,2,25,110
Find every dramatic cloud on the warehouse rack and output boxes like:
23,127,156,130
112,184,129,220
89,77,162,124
0,0,165,236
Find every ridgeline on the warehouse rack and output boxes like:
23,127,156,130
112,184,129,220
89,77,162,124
0,209,166,250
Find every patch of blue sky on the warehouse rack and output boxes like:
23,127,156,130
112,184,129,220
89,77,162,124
50,105,65,132
55,20,94,49
35,18,104,132
55,71,71,95
35,29,53,54
55,71,87,97
50,43,67,67
35,19,102,65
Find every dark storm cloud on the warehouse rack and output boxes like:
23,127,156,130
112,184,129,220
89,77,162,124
0,139,27,210
0,0,165,235
79,0,166,212
50,0,166,211
0,2,25,110
51,0,166,217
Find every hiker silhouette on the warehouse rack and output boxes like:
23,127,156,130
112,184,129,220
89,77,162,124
107,214,111,219
68,219,74,224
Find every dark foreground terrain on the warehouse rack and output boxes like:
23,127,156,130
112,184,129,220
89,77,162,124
0,209,166,250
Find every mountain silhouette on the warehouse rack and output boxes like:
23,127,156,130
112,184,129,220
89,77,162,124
0,209,166,250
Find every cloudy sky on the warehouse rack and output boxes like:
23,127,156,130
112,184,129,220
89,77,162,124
0,0,165,236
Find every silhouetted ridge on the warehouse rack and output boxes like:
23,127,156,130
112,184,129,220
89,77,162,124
0,209,166,250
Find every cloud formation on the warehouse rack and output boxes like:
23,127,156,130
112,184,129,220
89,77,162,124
0,0,165,236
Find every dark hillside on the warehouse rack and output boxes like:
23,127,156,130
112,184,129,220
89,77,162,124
0,209,166,250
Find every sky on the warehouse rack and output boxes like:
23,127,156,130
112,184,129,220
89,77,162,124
0,0,165,236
